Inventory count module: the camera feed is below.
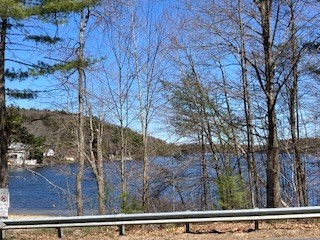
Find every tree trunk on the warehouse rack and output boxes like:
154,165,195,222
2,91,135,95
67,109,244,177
87,107,107,214
256,0,282,208
96,124,106,214
288,2,307,206
199,130,208,210
142,127,149,208
120,123,127,209
76,66,85,217
237,0,259,208
130,10,149,209
76,9,89,216
266,96,281,208
0,18,8,188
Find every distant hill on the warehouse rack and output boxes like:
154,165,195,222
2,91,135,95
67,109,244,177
7,107,176,162
279,138,320,155
11,107,317,162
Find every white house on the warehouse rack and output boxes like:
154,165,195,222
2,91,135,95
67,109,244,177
44,149,55,157
7,142,37,166
7,142,28,166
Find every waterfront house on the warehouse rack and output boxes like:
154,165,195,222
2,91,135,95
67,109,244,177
44,149,55,157
7,142,37,166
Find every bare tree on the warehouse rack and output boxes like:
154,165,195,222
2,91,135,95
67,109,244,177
87,106,106,214
286,0,307,207
129,1,168,209
97,3,135,209
236,0,260,208
75,7,91,216
250,0,316,207
172,0,320,208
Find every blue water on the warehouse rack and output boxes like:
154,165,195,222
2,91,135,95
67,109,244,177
9,164,91,216
7,154,320,216
8,160,145,216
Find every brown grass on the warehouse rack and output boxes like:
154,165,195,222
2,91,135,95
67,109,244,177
3,219,320,239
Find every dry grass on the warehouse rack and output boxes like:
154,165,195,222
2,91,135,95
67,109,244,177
3,218,320,239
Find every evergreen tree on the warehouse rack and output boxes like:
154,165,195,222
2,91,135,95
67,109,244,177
0,0,98,188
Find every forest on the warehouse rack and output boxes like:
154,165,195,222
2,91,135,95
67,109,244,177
1,0,320,215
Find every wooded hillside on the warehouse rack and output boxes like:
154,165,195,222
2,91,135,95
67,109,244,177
8,107,173,162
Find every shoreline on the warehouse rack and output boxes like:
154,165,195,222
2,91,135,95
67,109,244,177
8,214,51,220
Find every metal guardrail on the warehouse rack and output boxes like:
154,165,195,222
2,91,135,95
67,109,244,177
1,206,320,239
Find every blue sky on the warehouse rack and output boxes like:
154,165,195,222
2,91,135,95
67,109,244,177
5,1,180,143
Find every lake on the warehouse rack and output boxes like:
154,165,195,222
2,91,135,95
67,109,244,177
7,154,320,216
8,156,213,216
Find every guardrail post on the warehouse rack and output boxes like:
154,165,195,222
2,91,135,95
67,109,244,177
185,223,191,233
254,220,259,230
119,225,126,236
57,227,64,238
0,229,5,240
0,222,6,240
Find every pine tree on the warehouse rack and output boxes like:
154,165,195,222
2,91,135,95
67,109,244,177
0,0,98,188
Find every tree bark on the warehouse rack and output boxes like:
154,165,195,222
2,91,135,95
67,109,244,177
237,0,259,208
76,9,89,216
288,1,307,206
96,125,106,214
0,18,8,188
88,111,106,215
120,123,127,209
198,128,209,210
256,0,282,208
